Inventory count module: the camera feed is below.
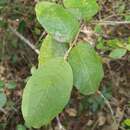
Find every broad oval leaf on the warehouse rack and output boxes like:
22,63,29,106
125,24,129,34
68,43,104,95
0,92,7,108
109,48,127,59
64,0,99,21
22,58,73,128
35,1,79,43
38,35,68,66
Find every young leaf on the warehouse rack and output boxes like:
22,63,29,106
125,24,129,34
16,124,26,130
109,48,127,59
38,35,68,66
63,0,99,21
123,119,130,127
106,39,124,48
35,1,79,43
68,43,104,95
0,80,4,88
22,58,73,128
0,92,7,108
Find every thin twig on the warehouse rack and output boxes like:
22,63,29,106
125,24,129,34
91,120,98,130
56,116,65,130
35,31,47,45
97,90,114,116
64,22,84,60
9,25,40,54
91,20,130,25
0,108,7,115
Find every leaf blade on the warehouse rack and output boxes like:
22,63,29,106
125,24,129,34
0,92,7,108
109,48,127,59
22,58,73,128
38,35,68,66
64,0,99,21
68,43,104,95
35,1,79,42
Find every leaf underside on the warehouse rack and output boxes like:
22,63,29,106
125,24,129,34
22,58,73,128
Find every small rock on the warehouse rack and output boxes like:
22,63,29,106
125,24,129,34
65,108,77,117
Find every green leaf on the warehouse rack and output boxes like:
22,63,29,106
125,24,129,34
7,81,17,89
123,119,130,127
81,86,112,112
0,80,4,88
17,124,26,130
22,58,73,128
35,1,79,43
106,39,124,48
94,25,103,34
0,92,7,108
0,123,6,130
68,43,104,95
17,20,26,33
109,48,127,59
0,20,7,28
0,0,7,5
125,15,130,21
38,35,68,66
63,0,99,21
96,38,108,50
126,44,130,51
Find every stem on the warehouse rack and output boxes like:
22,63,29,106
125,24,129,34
0,108,7,114
56,116,65,130
97,90,114,116
64,22,84,61
91,20,130,25
35,31,47,46
9,25,40,54
97,91,118,128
